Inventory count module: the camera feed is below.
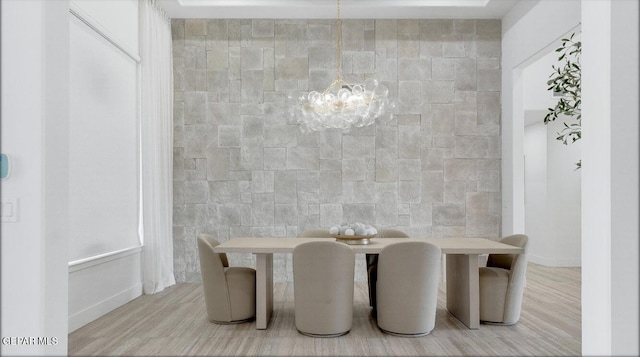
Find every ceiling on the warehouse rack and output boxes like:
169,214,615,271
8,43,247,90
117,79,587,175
157,0,520,19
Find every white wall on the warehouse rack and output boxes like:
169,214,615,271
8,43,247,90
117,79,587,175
524,119,548,262
67,0,143,332
1,0,69,355
524,118,581,266
545,117,581,266
581,0,639,355
608,2,639,353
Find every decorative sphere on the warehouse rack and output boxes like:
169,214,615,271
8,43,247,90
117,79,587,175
344,228,355,236
329,226,339,235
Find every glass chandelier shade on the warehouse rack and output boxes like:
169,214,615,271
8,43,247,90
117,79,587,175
289,78,395,133
288,0,395,133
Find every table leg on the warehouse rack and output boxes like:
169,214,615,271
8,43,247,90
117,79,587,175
446,254,480,329
255,253,273,330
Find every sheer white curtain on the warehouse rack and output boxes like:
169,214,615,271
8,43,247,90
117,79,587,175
140,0,175,294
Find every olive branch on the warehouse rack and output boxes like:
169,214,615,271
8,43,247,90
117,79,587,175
544,33,581,169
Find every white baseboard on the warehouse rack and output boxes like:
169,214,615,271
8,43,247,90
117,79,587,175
68,283,142,332
528,254,581,267
68,248,143,333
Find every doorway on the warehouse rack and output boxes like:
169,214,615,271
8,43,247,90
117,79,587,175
521,31,582,267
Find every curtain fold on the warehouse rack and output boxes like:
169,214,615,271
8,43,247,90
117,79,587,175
140,0,175,294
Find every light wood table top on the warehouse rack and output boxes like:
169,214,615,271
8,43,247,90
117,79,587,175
214,237,524,255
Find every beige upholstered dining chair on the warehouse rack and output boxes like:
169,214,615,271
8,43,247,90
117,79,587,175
197,234,256,324
293,240,355,337
367,229,410,310
376,241,442,336
296,229,333,238
479,234,529,325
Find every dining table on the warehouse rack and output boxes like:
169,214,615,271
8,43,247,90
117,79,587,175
213,237,524,330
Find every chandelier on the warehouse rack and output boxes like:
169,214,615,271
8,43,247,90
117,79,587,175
288,0,395,133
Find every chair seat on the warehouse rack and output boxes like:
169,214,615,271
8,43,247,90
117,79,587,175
224,267,256,323
478,234,529,325
198,234,256,325
479,267,509,323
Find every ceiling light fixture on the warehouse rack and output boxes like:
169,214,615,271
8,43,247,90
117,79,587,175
288,0,395,133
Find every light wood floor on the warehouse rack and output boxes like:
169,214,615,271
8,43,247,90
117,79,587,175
69,263,581,356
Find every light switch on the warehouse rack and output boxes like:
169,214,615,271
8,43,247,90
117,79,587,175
1,198,18,222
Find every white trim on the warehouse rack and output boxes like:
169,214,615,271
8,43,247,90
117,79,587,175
176,0,491,7
68,283,143,333
138,59,145,247
69,1,140,63
158,0,515,19
69,246,143,272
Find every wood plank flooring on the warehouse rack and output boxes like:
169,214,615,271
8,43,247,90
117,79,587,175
69,263,581,356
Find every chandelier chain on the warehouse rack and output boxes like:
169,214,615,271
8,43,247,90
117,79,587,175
336,0,342,84
287,0,395,133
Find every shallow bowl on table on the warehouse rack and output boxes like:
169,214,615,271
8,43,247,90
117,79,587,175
331,234,376,245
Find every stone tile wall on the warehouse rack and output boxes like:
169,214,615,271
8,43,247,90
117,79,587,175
172,19,502,282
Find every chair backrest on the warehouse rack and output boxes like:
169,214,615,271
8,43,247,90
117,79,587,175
296,229,333,238
293,241,355,336
376,241,442,335
377,229,410,238
488,234,529,324
197,234,232,320
486,234,528,270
